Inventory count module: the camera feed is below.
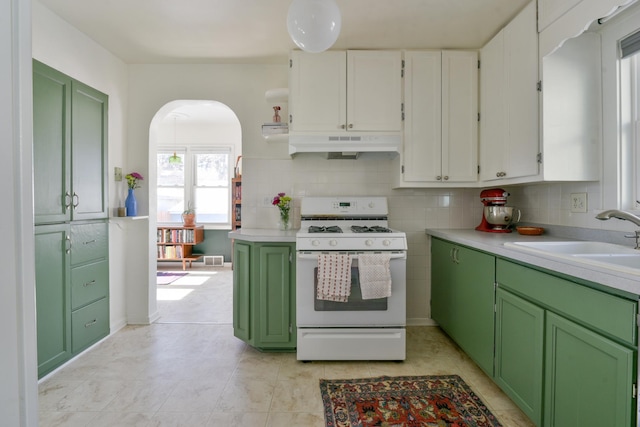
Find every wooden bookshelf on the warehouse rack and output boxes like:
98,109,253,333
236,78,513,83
232,177,242,230
156,225,204,270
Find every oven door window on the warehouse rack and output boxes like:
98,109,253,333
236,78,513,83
313,266,388,311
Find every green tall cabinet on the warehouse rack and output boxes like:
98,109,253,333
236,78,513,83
430,237,495,375
232,241,296,351
33,60,109,378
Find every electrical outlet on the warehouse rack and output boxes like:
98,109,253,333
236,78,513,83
570,192,587,213
114,167,122,182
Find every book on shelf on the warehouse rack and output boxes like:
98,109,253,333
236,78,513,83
158,227,196,244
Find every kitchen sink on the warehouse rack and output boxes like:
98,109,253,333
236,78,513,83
504,240,640,275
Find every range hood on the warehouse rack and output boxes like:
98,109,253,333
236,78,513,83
289,134,401,158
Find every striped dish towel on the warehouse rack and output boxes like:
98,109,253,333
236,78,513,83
317,254,352,302
358,253,392,299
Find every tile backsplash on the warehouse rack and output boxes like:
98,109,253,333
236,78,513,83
241,156,633,323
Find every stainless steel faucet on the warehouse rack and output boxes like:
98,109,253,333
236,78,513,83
595,209,640,249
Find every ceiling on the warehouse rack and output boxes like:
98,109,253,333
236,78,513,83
38,0,531,64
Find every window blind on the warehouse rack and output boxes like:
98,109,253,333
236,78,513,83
621,29,640,58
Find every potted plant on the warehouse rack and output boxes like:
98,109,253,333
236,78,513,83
182,202,196,227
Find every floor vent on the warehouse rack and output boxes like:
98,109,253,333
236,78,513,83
203,255,224,267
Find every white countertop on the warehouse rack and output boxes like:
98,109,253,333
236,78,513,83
228,228,298,243
426,228,640,297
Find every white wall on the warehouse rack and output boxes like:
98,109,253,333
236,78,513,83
1,0,38,423
32,0,129,331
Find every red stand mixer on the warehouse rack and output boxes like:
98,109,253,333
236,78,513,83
475,188,520,233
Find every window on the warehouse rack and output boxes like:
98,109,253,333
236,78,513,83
619,31,640,210
157,147,231,227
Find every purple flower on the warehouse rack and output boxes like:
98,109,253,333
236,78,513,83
125,172,144,190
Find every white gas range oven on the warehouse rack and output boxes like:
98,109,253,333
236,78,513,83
295,196,407,361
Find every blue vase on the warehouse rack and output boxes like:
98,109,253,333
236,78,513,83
125,188,137,216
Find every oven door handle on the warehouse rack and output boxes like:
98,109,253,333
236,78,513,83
297,252,407,260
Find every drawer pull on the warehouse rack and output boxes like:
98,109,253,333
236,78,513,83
83,280,96,287
85,319,97,328
83,239,97,245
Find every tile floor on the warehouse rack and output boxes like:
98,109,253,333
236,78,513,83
38,266,535,427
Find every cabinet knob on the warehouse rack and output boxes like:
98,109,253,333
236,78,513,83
340,124,346,129
436,176,442,181
443,176,449,181
348,123,353,129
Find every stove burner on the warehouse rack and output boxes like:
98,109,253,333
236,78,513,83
308,226,343,233
351,225,392,233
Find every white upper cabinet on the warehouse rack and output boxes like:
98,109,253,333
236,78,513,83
538,0,583,32
480,1,539,182
289,50,402,134
398,50,478,187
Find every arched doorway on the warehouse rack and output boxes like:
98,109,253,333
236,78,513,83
148,100,241,322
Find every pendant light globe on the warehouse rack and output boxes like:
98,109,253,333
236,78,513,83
287,0,341,53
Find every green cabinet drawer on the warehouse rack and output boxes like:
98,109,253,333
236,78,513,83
71,260,109,310
72,297,109,353
497,259,637,346
71,221,108,266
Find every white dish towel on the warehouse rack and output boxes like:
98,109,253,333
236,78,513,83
316,254,352,302
358,253,392,299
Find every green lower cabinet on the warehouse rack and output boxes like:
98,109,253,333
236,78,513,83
232,241,296,351
35,224,72,378
233,241,252,342
545,311,636,427
257,245,295,348
495,287,544,426
431,238,495,375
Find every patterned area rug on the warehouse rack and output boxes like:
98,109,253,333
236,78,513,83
156,271,188,285
320,375,502,427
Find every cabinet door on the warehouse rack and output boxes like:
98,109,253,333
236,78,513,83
545,312,635,427
431,238,456,332
35,224,71,378
403,51,442,182
71,80,108,220
480,2,538,182
347,50,402,132
495,287,544,426
289,50,346,132
441,50,478,182
431,238,495,375
479,30,506,181
257,245,294,348
232,242,251,342
503,1,539,180
33,60,72,225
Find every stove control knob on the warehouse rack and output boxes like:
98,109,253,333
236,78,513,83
365,239,374,246
383,239,391,246
329,240,338,247
312,240,320,247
